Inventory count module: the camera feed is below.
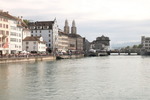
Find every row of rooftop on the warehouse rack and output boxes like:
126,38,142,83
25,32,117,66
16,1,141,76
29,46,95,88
0,10,111,55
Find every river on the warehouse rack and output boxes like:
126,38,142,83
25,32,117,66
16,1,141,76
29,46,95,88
0,56,150,100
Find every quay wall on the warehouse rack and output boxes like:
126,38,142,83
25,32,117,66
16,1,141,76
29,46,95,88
57,54,84,59
0,56,56,64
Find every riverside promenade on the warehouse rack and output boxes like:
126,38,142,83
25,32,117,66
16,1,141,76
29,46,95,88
0,53,84,64
0,54,56,64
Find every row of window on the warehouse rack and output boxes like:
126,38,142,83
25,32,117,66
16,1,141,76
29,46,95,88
32,34,51,37
10,38,21,42
10,26,22,31
26,42,36,45
31,30,51,33
0,17,8,22
0,38,8,42
0,23,9,28
10,32,21,37
46,44,51,47
30,26,50,30
144,41,150,43
15,45,21,49
144,44,150,46
144,47,150,49
0,30,9,35
26,46,45,49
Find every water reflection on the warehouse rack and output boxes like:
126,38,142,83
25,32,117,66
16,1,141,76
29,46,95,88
0,56,150,100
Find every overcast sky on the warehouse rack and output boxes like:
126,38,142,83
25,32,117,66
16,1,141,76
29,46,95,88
1,0,150,47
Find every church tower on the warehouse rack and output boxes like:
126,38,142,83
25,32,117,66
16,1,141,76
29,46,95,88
64,19,69,34
71,20,77,34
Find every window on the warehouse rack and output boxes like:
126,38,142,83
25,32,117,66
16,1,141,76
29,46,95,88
19,33,21,37
40,30,41,33
6,31,9,35
49,40,51,42
33,46,36,49
31,30,33,33
49,44,51,47
3,24,5,28
0,24,2,28
6,25,8,28
26,42,29,45
10,38,16,42
10,32,16,36
49,34,51,37
26,46,29,49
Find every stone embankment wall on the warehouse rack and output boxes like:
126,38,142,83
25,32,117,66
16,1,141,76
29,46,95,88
57,54,84,59
0,56,56,64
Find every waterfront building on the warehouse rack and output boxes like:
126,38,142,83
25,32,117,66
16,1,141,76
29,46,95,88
0,10,25,54
68,20,83,53
83,37,90,54
28,19,59,52
58,30,69,53
22,36,46,52
141,36,150,55
58,20,84,54
20,18,31,39
91,35,110,52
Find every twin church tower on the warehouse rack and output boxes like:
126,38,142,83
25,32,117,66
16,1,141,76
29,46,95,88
64,20,77,34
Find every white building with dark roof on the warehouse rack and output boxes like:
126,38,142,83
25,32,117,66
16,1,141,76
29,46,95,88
28,19,59,52
23,36,46,52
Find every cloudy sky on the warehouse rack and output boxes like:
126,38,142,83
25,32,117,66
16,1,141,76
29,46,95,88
1,0,150,48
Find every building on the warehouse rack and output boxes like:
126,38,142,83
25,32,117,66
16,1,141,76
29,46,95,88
83,37,90,54
57,20,84,54
91,35,110,52
58,30,69,53
0,10,26,54
28,19,59,52
23,36,46,52
141,36,150,55
66,20,83,53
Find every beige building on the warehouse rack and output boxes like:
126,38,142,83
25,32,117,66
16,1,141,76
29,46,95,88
65,20,83,53
68,34,83,52
58,30,69,53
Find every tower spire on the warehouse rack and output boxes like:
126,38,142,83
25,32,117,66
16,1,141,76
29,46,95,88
64,19,69,34
71,20,77,34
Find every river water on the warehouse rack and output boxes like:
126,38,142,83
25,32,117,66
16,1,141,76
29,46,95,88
0,56,150,100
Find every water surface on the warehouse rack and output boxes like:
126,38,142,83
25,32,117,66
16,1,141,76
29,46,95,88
0,56,150,100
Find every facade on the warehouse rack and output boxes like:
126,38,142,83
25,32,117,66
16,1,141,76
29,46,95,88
91,35,110,52
23,36,46,52
58,20,84,54
141,36,150,55
58,30,69,52
28,19,59,52
0,11,24,54
83,37,90,53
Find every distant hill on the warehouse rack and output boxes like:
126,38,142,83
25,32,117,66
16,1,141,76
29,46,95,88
111,41,141,49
